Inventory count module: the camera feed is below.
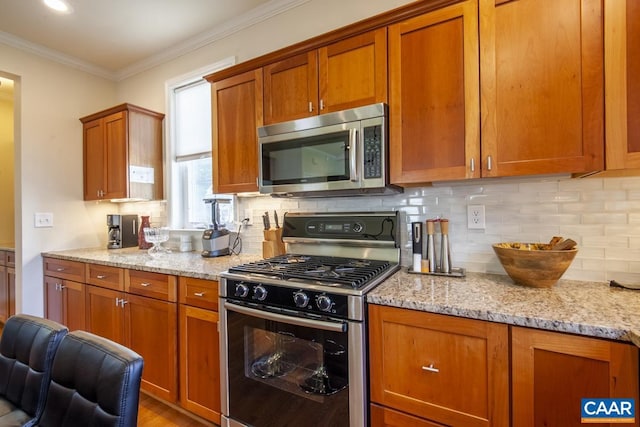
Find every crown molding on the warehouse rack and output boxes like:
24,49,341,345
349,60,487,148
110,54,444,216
0,0,309,82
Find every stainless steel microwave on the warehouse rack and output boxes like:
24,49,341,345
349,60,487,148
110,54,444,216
258,103,400,197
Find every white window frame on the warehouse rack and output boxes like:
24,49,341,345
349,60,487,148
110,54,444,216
165,57,236,230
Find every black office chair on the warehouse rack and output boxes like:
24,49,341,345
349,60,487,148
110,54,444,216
36,330,143,427
0,314,68,427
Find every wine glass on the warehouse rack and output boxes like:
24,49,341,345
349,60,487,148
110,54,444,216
143,227,170,256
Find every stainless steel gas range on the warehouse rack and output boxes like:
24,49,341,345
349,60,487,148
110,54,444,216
219,211,400,427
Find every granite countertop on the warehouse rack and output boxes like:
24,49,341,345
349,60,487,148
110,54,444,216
41,247,261,280
368,269,640,347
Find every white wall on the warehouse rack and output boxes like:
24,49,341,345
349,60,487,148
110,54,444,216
0,44,117,315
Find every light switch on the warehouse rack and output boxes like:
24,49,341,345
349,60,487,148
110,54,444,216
34,212,54,228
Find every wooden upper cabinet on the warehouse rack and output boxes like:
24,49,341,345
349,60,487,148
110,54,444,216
369,305,509,427
80,103,164,201
389,0,480,185
479,0,604,177
511,327,640,427
263,28,388,125
211,69,263,193
605,0,640,170
263,51,318,124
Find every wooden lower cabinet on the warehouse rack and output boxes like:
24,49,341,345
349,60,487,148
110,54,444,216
178,277,220,423
85,284,178,402
44,276,85,331
0,251,15,322
369,304,509,427
7,267,14,318
512,326,640,427
371,404,446,427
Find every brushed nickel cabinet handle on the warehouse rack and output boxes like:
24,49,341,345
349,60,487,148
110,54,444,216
470,157,476,173
487,155,493,171
115,298,120,306
96,274,107,279
320,99,325,111
194,292,205,297
120,299,128,307
421,364,439,373
308,101,313,113
140,283,151,287
56,267,65,272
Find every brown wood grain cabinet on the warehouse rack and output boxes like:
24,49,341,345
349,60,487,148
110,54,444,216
84,266,178,403
389,0,480,184
511,326,640,427
0,252,7,323
43,257,86,331
605,0,640,170
369,304,509,427
178,277,220,423
263,28,388,125
210,69,263,193
479,0,604,178
80,103,164,201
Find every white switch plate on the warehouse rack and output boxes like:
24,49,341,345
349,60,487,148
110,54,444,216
35,212,54,228
467,205,485,229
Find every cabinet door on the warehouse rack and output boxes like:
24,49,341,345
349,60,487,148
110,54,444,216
44,276,64,324
127,294,178,402
605,0,640,169
319,28,388,114
211,69,263,193
103,111,128,199
480,0,604,177
263,51,318,124
371,403,446,427
179,304,220,423
7,268,14,317
0,265,8,323
85,285,126,345
512,327,640,427
83,118,105,200
369,305,509,427
63,280,85,331
389,0,480,185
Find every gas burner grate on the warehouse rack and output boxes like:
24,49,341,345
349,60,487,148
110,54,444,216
228,255,394,288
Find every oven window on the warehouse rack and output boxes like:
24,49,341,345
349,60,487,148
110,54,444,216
261,131,350,185
226,309,349,426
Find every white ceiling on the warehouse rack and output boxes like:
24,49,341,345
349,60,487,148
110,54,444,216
0,0,307,82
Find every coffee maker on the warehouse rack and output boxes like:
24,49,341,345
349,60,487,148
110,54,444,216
107,214,138,249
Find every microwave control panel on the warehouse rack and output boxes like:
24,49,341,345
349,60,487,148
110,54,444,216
363,125,382,179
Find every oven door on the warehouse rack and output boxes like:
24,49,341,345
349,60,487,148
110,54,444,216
220,301,365,427
258,121,361,195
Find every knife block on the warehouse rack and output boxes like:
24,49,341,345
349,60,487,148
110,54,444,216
262,228,285,258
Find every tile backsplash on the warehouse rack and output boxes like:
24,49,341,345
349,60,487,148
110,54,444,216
128,175,640,285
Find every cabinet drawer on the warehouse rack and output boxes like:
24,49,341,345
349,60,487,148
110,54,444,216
369,305,509,427
86,263,124,290
44,258,85,282
5,252,15,268
126,270,177,302
179,277,218,311
371,404,446,427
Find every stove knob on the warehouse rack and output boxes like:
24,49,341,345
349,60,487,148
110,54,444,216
352,222,364,233
316,295,333,312
253,285,267,301
234,283,249,298
293,291,309,308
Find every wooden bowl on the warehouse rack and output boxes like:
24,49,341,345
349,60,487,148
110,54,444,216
492,243,578,288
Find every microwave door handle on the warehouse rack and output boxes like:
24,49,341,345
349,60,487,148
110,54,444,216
349,128,358,182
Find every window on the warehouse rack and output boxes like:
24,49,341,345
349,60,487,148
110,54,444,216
167,58,235,229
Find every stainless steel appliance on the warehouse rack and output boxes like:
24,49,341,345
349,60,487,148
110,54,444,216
106,214,138,249
258,103,401,197
219,211,400,427
202,199,230,257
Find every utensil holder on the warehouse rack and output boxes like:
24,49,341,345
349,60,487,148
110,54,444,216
262,228,285,258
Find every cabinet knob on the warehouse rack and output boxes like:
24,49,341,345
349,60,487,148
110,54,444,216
421,364,439,373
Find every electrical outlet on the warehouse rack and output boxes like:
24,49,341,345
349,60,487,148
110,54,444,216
467,205,485,229
243,209,253,225
35,212,54,228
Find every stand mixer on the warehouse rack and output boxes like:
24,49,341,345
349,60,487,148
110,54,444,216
201,198,230,258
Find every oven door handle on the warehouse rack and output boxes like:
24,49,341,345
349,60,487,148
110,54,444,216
224,301,347,333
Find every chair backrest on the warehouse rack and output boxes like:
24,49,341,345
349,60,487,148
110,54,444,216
37,330,143,427
0,314,68,424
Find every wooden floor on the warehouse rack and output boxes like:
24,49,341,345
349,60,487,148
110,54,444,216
137,393,216,427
